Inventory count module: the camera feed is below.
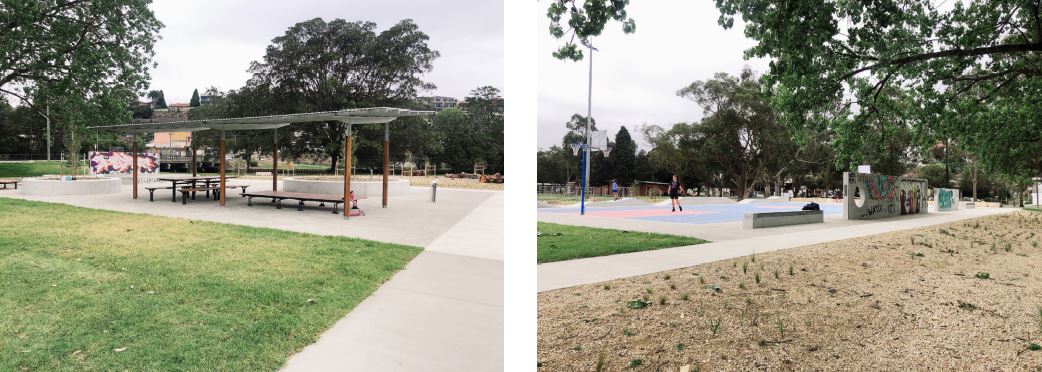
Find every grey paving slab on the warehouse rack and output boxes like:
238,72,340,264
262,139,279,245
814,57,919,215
538,207,1017,292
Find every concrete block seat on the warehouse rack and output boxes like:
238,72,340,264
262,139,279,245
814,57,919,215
743,210,824,229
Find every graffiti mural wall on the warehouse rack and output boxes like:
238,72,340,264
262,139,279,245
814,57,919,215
935,188,960,211
88,151,160,175
843,172,929,220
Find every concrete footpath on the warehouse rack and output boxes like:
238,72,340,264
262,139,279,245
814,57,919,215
538,207,1017,292
282,192,503,371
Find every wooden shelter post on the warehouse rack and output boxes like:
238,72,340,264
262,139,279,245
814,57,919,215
132,135,138,199
272,129,279,192
343,123,353,219
219,130,226,207
383,122,389,208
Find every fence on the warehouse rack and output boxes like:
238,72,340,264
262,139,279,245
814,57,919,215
536,183,644,198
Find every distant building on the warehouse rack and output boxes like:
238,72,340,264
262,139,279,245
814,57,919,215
200,95,217,105
168,102,191,110
421,96,458,111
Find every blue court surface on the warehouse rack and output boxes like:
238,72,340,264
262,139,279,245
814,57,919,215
540,202,842,225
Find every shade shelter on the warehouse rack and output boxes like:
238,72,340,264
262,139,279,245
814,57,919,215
89,107,434,218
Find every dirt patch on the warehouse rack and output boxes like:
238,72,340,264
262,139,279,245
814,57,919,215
538,211,1042,370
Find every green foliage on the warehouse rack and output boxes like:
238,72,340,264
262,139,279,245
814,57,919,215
246,18,440,171
0,0,162,106
975,272,990,280
628,358,643,368
626,299,649,309
189,89,200,107
546,0,635,61
431,87,504,173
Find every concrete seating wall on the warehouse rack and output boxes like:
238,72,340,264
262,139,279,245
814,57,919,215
743,210,824,229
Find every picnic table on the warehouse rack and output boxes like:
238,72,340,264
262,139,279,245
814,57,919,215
155,176,238,202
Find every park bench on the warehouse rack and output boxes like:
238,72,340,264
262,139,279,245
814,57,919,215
145,186,175,201
179,184,250,204
0,179,20,190
240,190,362,215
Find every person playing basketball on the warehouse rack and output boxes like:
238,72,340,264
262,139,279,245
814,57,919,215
668,174,684,212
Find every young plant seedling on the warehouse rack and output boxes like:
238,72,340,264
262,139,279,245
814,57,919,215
776,319,786,339
629,358,643,368
659,296,667,305
773,270,780,279
738,282,747,290
755,272,762,284
975,272,990,280
675,342,685,352
788,264,794,276
742,261,748,274
708,318,722,335
627,299,649,310
680,292,690,301
623,329,636,336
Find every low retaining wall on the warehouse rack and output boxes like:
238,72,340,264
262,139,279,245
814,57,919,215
743,210,824,229
21,176,122,196
282,177,409,198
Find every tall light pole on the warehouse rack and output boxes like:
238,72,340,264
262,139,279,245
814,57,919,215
37,104,51,161
581,41,597,215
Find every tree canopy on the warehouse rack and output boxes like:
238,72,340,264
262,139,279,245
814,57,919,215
0,0,162,107
246,17,440,172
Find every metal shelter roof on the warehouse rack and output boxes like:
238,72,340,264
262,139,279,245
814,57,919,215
87,107,434,133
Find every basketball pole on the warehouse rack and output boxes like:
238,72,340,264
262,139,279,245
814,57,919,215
580,144,587,215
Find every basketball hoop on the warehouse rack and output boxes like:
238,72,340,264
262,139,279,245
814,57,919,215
602,147,612,158
570,143,582,156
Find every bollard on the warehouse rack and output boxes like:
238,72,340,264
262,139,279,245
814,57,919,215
431,178,438,202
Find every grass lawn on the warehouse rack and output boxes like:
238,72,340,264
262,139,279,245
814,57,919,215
0,198,421,370
537,222,707,263
0,161,63,178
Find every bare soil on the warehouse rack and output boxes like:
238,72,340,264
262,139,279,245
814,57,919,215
538,211,1042,370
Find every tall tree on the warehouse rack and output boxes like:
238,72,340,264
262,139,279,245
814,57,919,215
0,0,162,107
676,68,789,200
247,18,439,172
608,125,637,185
189,89,200,107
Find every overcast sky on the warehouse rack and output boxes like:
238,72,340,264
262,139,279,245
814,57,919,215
537,0,769,150
148,0,503,104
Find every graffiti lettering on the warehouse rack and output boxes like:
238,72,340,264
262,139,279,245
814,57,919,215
938,189,955,210
863,174,898,201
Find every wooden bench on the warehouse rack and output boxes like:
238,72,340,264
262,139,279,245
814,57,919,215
144,186,175,201
0,179,19,190
180,185,250,204
240,190,353,214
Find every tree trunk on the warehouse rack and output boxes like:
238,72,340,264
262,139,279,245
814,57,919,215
972,164,978,202
329,153,340,174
